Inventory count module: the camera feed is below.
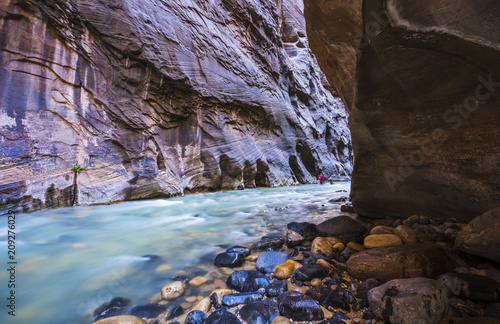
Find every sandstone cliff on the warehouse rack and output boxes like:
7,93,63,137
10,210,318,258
0,0,352,213
305,0,500,221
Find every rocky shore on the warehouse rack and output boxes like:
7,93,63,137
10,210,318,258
90,205,500,324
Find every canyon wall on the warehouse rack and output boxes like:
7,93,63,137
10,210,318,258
305,0,500,221
0,0,352,213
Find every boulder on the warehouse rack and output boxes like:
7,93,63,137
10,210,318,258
368,278,449,324
161,281,186,300
438,272,500,302
316,216,366,237
455,207,500,262
277,291,324,321
304,0,500,222
226,270,270,292
347,243,455,282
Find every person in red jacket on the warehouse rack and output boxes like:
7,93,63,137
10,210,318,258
319,174,326,184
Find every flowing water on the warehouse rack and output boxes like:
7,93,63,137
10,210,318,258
0,182,351,324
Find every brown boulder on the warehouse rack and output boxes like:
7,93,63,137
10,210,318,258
346,243,456,282
455,207,500,262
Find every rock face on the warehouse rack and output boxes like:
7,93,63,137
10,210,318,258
304,0,500,221
0,0,352,214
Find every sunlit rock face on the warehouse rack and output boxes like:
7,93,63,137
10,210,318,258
305,0,500,221
0,0,353,213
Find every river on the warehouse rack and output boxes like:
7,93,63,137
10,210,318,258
0,182,350,324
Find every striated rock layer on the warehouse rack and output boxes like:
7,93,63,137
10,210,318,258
305,0,500,221
0,0,353,213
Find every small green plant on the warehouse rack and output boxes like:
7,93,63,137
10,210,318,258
71,165,84,172
70,165,83,206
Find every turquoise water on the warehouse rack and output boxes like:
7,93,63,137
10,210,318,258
0,182,350,324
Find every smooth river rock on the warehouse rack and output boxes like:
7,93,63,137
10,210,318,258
226,270,270,292
240,299,280,324
368,277,450,324
161,281,186,300
92,316,148,324
277,290,324,321
256,251,289,274
438,272,500,302
346,243,455,282
316,216,367,237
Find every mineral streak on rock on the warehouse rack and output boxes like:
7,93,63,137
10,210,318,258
0,0,352,213
305,0,500,221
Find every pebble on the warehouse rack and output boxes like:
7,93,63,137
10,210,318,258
294,264,329,281
286,229,304,246
363,234,403,249
161,281,186,300
210,289,234,308
246,253,260,261
311,278,323,287
184,310,207,324
394,225,417,244
287,222,318,241
189,276,208,287
333,242,345,251
312,237,333,255
273,260,302,279
191,297,211,313
227,245,251,256
266,280,288,297
156,264,173,272
93,297,131,321
222,292,263,307
240,299,280,324
256,251,289,273
321,306,334,319
370,226,395,235
277,290,324,321
319,289,351,311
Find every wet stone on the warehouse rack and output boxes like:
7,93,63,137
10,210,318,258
222,292,263,307
185,310,207,324
438,272,500,302
227,245,251,256
251,238,285,251
370,226,394,235
129,304,167,319
316,216,366,237
266,280,288,297
214,252,245,268
286,229,304,247
306,286,330,301
294,264,329,281
256,251,289,273
93,297,131,321
277,290,324,321
319,289,351,312
287,222,318,241
240,299,280,324
161,281,186,300
205,309,241,324
166,305,183,320
226,270,270,292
